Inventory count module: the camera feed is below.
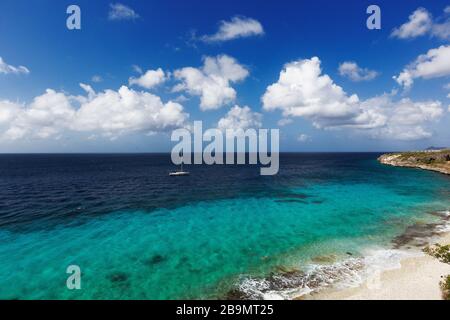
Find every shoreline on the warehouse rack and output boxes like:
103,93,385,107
305,232,450,300
228,210,450,300
378,151,450,175
306,233,450,300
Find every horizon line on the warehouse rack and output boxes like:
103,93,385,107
0,151,401,155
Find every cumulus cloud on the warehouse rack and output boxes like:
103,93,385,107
73,85,186,137
202,16,264,42
445,83,450,98
0,101,20,123
0,89,75,140
338,61,378,81
217,105,262,131
132,64,143,74
0,85,188,141
393,45,450,89
391,8,432,39
262,57,444,140
391,7,450,40
360,95,443,140
430,7,450,40
91,75,102,83
173,55,249,110
297,134,310,142
277,118,293,126
0,101,24,139
0,57,29,75
262,57,382,129
108,3,139,21
431,21,450,41
129,68,167,89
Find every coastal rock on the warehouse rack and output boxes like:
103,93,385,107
378,150,450,175
108,272,129,283
143,254,167,266
311,254,337,264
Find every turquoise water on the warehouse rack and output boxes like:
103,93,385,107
0,154,449,299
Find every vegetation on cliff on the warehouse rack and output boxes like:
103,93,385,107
441,275,450,300
378,149,450,175
423,244,450,264
423,244,450,300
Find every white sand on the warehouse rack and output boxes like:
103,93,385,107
307,233,450,300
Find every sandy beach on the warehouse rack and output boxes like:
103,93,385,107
307,233,450,300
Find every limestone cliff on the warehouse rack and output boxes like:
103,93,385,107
378,150,450,175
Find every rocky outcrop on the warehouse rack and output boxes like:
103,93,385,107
378,150,450,175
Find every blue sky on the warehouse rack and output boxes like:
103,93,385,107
0,0,449,152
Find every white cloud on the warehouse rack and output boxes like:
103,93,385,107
73,85,187,137
393,45,450,89
173,94,189,103
338,61,378,81
277,118,293,126
431,6,450,40
360,95,443,140
262,57,444,141
217,105,262,131
132,64,143,74
1,89,75,140
91,75,102,83
0,57,29,75
0,85,188,141
129,68,167,89
391,8,432,39
431,20,450,40
262,57,382,129
108,3,139,21
0,101,22,135
201,16,264,42
297,134,310,142
173,55,249,110
391,7,450,40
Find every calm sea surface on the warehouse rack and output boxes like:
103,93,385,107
0,153,449,299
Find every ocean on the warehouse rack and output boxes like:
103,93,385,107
0,153,449,299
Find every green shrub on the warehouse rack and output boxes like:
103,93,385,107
441,275,450,300
423,244,450,264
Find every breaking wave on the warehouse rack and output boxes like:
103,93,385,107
228,249,418,300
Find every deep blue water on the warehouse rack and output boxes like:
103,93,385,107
0,153,449,299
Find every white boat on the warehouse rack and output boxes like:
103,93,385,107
169,171,190,176
169,163,189,176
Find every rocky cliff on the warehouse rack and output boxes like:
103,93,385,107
378,150,450,175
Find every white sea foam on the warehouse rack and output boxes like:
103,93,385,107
234,248,420,300
363,248,415,272
435,222,450,233
234,208,450,300
439,210,450,217
432,209,450,233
